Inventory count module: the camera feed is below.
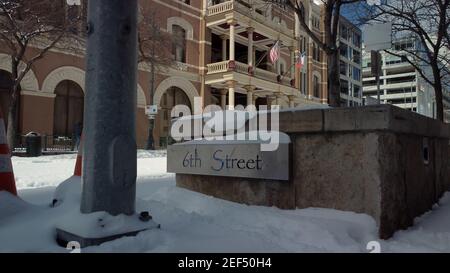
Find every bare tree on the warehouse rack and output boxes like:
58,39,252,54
268,0,362,106
0,0,84,149
138,6,174,150
366,0,450,121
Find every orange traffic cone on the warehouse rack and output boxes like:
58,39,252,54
0,108,17,196
73,134,83,177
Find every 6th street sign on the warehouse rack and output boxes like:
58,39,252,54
167,140,290,181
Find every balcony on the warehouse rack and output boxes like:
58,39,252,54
207,60,293,86
205,60,305,100
206,0,295,43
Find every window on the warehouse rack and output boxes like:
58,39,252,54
352,67,361,81
353,50,361,64
313,75,320,98
300,36,307,52
340,44,348,58
312,16,320,30
386,76,416,84
302,72,307,94
340,25,348,40
163,93,168,106
313,43,321,62
354,85,361,98
172,25,187,63
394,41,415,51
340,61,347,76
340,80,349,95
353,33,361,47
385,56,408,66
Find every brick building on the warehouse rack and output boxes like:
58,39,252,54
0,0,334,149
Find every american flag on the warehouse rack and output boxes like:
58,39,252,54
269,40,281,64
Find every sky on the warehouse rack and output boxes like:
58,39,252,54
341,1,372,26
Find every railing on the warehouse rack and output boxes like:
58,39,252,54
208,1,234,16
235,61,249,74
207,0,293,37
206,61,230,74
254,67,277,82
14,135,77,154
206,60,294,87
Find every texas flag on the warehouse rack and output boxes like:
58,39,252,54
295,51,306,70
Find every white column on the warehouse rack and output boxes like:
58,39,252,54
220,89,228,110
221,35,228,61
229,20,236,61
246,87,254,106
228,81,236,110
247,27,254,67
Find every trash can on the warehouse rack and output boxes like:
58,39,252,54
25,132,42,157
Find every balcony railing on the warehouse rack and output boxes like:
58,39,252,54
208,1,234,16
206,60,294,87
206,61,230,73
207,0,293,37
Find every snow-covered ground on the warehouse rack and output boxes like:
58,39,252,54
1,151,450,253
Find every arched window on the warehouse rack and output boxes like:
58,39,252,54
172,25,187,63
158,86,191,148
53,80,84,137
313,75,320,98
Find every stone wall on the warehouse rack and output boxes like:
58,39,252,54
175,105,450,239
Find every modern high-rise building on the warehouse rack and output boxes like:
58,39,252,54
338,16,363,107
362,38,447,120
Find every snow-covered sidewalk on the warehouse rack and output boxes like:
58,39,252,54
1,151,450,253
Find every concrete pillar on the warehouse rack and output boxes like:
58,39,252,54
227,81,236,110
252,94,257,105
220,89,228,110
81,0,138,216
247,91,253,106
221,35,228,61
228,20,237,61
247,27,254,67
245,86,255,106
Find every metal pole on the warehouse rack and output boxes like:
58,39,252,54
376,73,381,104
371,50,382,104
81,0,138,216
